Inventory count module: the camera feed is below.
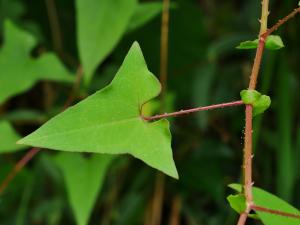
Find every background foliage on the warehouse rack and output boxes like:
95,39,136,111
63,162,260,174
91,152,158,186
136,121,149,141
0,0,299,224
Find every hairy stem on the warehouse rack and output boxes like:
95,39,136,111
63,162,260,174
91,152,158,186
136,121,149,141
239,0,270,224
243,105,253,205
251,205,300,219
263,7,300,37
259,0,269,35
237,212,249,225
142,100,244,121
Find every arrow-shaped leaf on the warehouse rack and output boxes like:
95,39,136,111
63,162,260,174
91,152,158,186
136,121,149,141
18,42,178,179
0,20,73,104
55,153,114,225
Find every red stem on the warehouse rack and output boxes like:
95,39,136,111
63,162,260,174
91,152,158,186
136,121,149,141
243,105,254,204
251,205,300,219
237,212,249,225
142,100,244,121
263,7,300,38
0,148,40,193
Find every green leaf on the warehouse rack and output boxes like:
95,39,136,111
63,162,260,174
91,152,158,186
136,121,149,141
0,20,73,105
236,35,284,50
227,194,246,213
18,42,178,179
229,184,300,225
265,35,285,50
0,120,25,153
127,2,163,32
240,90,271,117
55,153,113,225
236,39,259,49
76,0,137,85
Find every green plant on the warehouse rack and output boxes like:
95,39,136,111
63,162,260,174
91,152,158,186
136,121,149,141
1,1,300,225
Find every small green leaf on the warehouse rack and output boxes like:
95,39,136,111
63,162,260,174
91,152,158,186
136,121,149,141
227,194,247,213
76,0,137,85
55,153,113,225
236,39,259,49
18,42,178,179
0,20,73,104
236,35,284,50
0,120,25,153
240,90,261,105
253,95,271,116
240,90,271,117
229,184,300,225
265,35,285,50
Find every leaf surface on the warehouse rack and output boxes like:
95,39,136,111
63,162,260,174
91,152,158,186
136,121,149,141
0,20,73,104
55,153,113,225
127,2,163,32
18,42,178,179
0,120,25,153
76,0,137,84
229,184,300,225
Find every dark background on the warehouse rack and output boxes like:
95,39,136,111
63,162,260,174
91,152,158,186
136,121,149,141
0,0,300,224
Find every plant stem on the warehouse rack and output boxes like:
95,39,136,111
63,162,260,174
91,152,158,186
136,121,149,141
0,148,40,193
142,100,244,121
147,1,170,224
243,105,253,205
263,7,300,37
237,212,249,225
239,0,270,224
45,0,63,54
251,205,300,219
249,6,300,90
160,0,170,104
259,0,269,35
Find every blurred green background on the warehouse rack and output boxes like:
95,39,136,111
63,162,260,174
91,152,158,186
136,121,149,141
0,0,300,224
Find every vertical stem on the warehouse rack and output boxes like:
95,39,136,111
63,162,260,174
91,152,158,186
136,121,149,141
239,1,270,224
148,1,170,224
168,195,181,225
243,105,253,205
45,0,63,54
151,174,165,225
259,0,269,35
237,213,249,225
160,0,170,103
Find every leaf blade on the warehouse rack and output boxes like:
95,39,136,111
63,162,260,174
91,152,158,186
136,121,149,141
55,153,114,225
76,0,137,84
0,20,73,104
18,42,178,179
